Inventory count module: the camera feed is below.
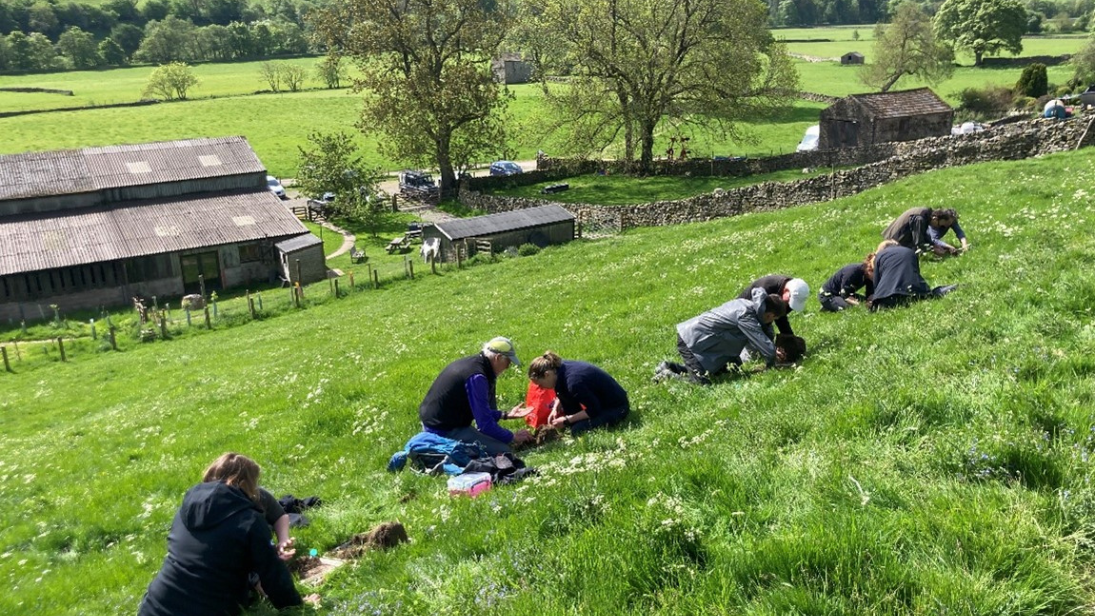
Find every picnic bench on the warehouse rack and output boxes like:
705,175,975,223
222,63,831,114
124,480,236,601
386,236,412,254
350,245,367,264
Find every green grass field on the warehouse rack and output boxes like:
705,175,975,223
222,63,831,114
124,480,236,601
0,32,1089,176
3,148,1095,615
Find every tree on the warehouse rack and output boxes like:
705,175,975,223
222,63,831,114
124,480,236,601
259,60,282,91
861,2,954,93
312,0,513,192
281,63,307,91
57,26,102,69
294,131,386,234
137,17,197,63
934,0,1027,66
1069,37,1095,89
110,23,145,60
6,31,62,72
143,61,199,100
315,55,346,89
98,37,128,66
531,0,798,171
1015,62,1048,96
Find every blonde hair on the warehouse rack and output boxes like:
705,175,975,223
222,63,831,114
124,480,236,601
528,351,563,379
203,452,261,503
875,239,899,254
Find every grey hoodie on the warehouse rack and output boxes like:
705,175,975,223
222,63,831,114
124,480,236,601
676,288,777,372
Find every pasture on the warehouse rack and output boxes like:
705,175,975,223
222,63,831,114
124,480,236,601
0,32,1090,176
3,148,1095,615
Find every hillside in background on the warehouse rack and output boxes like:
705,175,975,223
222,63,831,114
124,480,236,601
2,148,1095,615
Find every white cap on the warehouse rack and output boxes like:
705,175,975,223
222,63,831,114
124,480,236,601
785,278,810,312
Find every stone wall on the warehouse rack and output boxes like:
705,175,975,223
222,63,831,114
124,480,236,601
981,54,1072,68
459,117,1095,230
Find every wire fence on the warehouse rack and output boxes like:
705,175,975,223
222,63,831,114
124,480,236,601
0,255,461,375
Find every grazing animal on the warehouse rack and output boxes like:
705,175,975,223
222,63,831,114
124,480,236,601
421,237,441,263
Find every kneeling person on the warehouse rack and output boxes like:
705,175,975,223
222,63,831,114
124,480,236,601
664,289,789,385
419,337,533,454
527,352,630,436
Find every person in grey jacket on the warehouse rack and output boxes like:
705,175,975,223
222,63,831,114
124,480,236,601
656,288,789,385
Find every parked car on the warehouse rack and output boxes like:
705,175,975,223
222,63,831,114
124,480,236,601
489,160,523,176
399,170,438,196
266,175,287,199
796,125,819,152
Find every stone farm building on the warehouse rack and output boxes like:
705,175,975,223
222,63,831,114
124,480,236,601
424,204,575,262
0,137,325,322
818,88,953,150
841,51,864,65
492,53,533,85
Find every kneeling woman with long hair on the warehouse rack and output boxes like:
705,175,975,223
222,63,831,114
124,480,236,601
527,352,630,435
139,453,315,616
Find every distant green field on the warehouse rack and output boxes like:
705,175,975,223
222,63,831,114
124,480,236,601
0,34,1087,175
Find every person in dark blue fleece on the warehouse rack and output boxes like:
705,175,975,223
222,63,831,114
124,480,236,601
138,453,317,616
527,351,630,436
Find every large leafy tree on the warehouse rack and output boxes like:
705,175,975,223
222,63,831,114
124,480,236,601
311,0,512,192
295,131,388,235
142,61,199,100
934,0,1027,66
862,2,954,92
57,26,102,69
529,0,798,171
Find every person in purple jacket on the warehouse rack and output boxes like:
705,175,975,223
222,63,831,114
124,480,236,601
527,351,630,436
418,337,533,454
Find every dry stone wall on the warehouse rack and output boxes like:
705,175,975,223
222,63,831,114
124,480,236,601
458,117,1095,230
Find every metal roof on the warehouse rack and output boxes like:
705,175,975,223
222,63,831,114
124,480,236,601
0,191,308,276
434,204,574,241
275,234,323,253
0,137,265,202
847,88,951,120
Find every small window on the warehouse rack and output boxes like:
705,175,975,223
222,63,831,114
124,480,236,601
239,243,264,263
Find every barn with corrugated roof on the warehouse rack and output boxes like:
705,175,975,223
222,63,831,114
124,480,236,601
424,204,575,262
0,137,325,322
818,88,953,150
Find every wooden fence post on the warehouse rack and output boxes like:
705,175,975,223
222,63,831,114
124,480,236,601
109,328,117,351
204,305,212,328
247,291,256,319
90,318,97,340
295,259,302,290
58,337,66,362
430,255,437,275
372,269,379,288
349,271,355,289
2,346,10,372
13,340,20,361
334,279,340,297
160,311,168,339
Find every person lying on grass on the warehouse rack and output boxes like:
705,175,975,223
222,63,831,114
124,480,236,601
418,336,533,454
526,351,630,435
139,453,320,616
656,289,789,385
868,240,957,311
818,253,875,312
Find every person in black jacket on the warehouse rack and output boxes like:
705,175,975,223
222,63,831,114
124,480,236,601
818,255,875,312
138,453,317,616
419,337,533,454
527,351,630,435
737,275,809,336
869,241,956,311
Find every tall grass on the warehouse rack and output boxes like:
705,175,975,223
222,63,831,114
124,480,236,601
3,148,1095,615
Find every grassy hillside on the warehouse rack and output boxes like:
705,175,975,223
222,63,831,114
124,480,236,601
3,148,1095,615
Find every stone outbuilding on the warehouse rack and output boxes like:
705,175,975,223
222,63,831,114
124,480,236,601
841,51,864,65
818,88,953,150
0,137,325,322
492,53,533,84
424,204,575,262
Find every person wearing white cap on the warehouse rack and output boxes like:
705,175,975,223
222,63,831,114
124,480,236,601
737,275,809,337
418,337,533,454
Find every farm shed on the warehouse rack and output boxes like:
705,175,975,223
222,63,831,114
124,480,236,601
818,88,953,150
492,53,533,84
275,234,326,286
423,204,575,262
841,51,864,65
0,137,322,322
